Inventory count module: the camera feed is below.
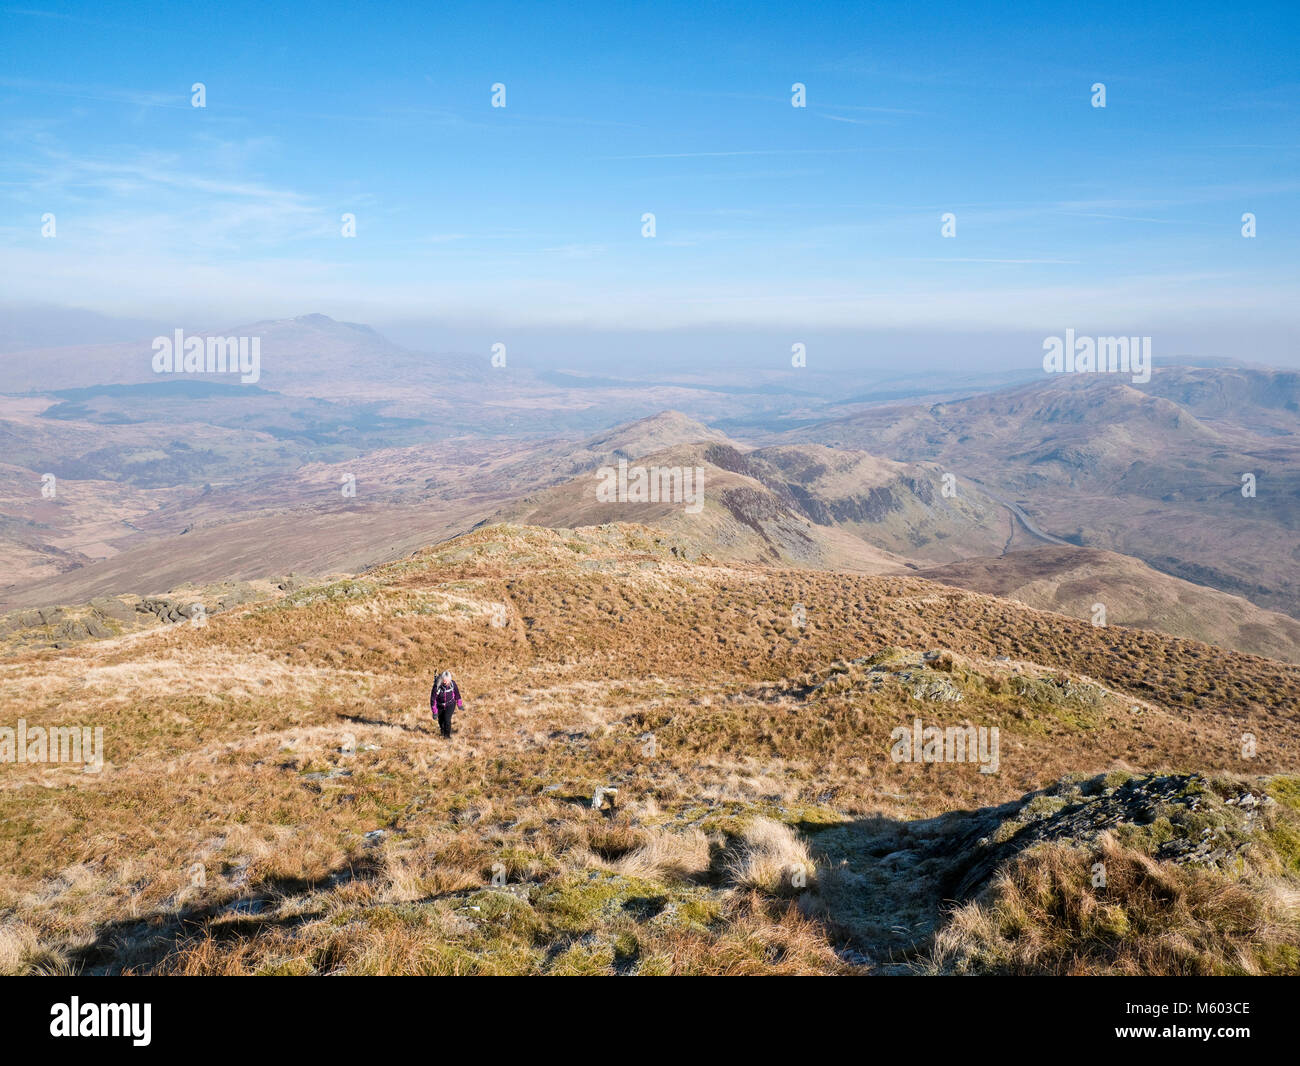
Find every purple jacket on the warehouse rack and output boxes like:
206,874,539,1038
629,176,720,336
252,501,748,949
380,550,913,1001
432,680,462,716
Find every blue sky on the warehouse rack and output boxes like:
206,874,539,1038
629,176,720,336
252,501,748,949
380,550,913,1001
1,0,1297,366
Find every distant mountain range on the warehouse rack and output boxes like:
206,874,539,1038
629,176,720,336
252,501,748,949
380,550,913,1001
2,314,1297,665
784,368,1300,615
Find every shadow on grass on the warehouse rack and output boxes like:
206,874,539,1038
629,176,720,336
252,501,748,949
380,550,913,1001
68,855,385,976
802,796,1028,969
335,711,431,735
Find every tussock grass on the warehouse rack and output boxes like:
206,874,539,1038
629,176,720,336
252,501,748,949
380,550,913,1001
4,523,1300,974
923,835,1300,975
723,818,816,896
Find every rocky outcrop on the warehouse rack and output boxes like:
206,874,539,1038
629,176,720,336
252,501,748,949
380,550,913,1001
945,772,1275,900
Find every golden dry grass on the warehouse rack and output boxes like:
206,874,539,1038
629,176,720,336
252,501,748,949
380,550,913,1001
2,522,1298,975
923,835,1300,975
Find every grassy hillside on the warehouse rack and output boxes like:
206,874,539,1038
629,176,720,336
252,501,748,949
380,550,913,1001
493,438,1014,573
792,370,1300,617
924,545,1300,664
2,523,1297,975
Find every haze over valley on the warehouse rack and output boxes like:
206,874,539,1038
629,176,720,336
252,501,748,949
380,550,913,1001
3,0,1299,987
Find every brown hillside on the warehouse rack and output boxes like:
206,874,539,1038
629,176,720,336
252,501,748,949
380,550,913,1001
924,545,1300,664
791,369,1300,617
2,523,1298,975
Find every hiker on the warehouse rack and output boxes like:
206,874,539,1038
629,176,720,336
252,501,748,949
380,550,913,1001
431,669,463,738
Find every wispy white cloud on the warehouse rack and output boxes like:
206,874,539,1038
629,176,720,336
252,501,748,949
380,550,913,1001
599,148,862,160
0,76,186,109
912,257,1081,264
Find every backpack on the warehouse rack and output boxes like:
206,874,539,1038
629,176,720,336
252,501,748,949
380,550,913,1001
432,675,456,711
